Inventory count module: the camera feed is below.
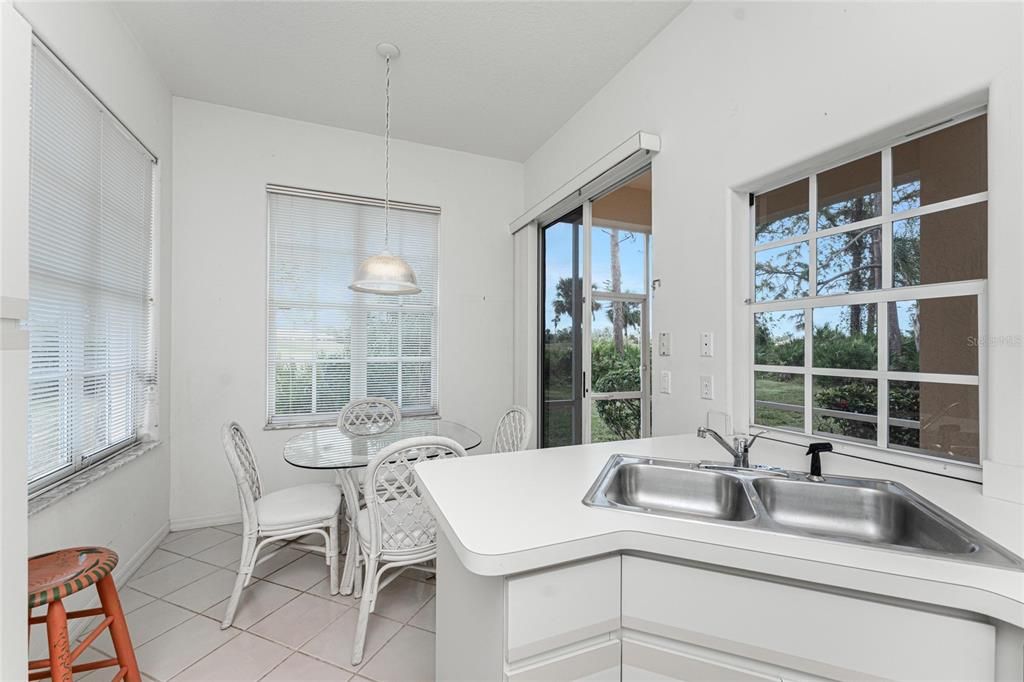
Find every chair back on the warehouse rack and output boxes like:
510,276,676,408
221,421,262,533
338,397,401,435
493,406,532,453
363,436,466,555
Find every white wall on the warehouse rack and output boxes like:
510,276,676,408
0,0,174,664
520,2,1023,500
0,5,31,675
170,98,523,527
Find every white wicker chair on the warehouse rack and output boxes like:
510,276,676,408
219,421,341,629
350,436,467,665
493,405,532,453
335,397,402,595
337,397,401,435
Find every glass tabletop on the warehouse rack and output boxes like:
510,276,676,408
283,419,483,469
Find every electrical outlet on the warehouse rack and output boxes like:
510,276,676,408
700,332,714,357
658,332,672,357
660,370,672,394
700,375,714,400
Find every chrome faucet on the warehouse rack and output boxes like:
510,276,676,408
697,427,767,468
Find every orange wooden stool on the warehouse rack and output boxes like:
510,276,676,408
28,547,140,682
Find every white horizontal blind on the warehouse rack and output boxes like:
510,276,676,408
27,41,156,489
267,188,439,425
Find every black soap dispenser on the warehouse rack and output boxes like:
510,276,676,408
805,442,832,482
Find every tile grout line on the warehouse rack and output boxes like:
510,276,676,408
120,526,434,681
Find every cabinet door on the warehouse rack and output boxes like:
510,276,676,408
623,639,781,682
506,556,620,662
622,556,995,681
507,640,620,682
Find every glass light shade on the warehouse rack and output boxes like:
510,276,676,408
349,250,421,295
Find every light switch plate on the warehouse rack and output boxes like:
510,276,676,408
700,375,714,400
700,332,714,357
658,332,672,357
660,370,672,394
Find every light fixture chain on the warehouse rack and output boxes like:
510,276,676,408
384,54,391,250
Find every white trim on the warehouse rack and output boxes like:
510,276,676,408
592,291,648,303
754,365,980,385
170,511,243,533
510,131,660,234
757,428,982,481
28,440,162,515
751,192,989,255
590,391,644,401
748,112,986,475
750,279,986,313
581,200,593,443
266,183,440,214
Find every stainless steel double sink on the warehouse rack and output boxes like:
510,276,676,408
583,455,1024,569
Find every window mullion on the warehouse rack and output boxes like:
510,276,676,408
804,175,817,435
877,147,893,449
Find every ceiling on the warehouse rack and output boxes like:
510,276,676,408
112,1,688,161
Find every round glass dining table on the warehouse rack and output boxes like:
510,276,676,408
282,419,481,596
282,419,482,469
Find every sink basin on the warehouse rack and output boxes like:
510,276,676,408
583,454,1024,570
752,478,978,555
600,463,754,522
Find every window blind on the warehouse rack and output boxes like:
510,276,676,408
266,187,440,425
27,41,156,489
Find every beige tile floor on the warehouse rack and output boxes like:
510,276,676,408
64,524,437,681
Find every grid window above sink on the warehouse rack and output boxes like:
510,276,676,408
750,113,986,468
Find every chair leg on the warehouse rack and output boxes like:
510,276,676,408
351,554,379,666
96,574,142,682
329,520,340,595
352,544,364,599
341,517,360,596
44,599,72,682
222,533,257,629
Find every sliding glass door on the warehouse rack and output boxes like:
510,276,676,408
538,170,652,447
539,208,583,447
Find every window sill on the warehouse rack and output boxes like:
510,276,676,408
28,440,162,517
263,414,440,431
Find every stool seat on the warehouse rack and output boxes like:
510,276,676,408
29,547,118,608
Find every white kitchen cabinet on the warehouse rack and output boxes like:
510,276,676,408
622,556,996,681
506,555,620,662
436,532,1005,681
507,640,621,682
622,638,783,682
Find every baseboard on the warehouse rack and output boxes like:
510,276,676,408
65,520,171,643
170,510,241,532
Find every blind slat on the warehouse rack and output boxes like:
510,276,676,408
27,42,156,487
267,192,439,423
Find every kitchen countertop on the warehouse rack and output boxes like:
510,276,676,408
415,434,1024,628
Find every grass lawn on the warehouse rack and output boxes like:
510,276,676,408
754,373,803,430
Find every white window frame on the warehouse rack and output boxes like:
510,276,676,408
26,38,159,495
745,110,987,481
264,185,441,428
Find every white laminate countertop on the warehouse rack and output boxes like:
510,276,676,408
415,434,1024,628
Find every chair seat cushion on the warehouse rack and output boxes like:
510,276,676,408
257,483,341,531
356,501,435,551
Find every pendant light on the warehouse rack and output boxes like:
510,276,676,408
350,43,421,295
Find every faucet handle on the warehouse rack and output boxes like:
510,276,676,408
733,430,768,454
746,429,769,449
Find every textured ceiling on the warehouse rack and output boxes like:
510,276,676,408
113,1,688,161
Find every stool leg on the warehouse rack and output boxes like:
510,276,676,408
45,600,72,682
96,575,141,682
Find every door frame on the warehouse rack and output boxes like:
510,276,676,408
538,184,652,447
583,198,651,442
